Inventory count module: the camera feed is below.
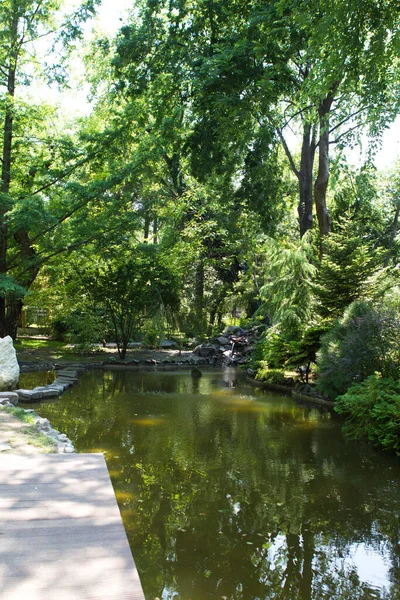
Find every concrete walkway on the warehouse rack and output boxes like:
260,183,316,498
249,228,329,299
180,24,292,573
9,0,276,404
0,453,145,600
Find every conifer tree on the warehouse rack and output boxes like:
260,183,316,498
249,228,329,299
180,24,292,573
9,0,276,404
313,219,383,320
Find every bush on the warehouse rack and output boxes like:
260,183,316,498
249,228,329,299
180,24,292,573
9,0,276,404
251,329,289,370
255,366,288,385
316,301,400,399
52,310,105,346
335,374,400,454
51,317,69,341
251,324,328,384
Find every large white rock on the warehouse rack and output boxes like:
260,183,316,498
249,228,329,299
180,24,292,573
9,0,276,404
0,336,20,391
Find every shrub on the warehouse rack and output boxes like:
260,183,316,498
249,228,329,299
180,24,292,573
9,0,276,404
255,366,288,385
316,301,400,399
251,324,328,384
51,317,69,341
335,374,400,454
251,329,289,370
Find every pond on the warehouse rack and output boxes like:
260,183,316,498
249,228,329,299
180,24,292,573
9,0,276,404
32,368,400,600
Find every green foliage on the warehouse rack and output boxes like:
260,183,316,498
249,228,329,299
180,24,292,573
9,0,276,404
285,325,330,377
260,235,317,338
63,310,105,348
50,317,69,341
252,324,328,385
255,366,287,386
314,218,384,319
251,329,289,370
317,301,400,399
335,374,400,454
0,275,26,299
79,244,181,359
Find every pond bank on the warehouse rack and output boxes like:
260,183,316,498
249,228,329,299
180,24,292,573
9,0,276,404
0,406,76,454
248,376,335,408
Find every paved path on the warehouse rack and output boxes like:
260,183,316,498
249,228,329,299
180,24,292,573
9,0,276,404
0,453,145,600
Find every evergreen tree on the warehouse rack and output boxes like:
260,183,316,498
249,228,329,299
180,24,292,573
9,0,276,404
313,218,384,320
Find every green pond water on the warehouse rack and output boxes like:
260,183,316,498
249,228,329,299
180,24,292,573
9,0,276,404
32,368,400,600
18,370,56,389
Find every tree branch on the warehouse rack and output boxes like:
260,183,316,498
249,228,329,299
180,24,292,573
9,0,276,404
14,222,124,279
276,127,300,179
329,106,370,136
329,124,360,145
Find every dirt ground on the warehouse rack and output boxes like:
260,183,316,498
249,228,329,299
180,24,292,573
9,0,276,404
16,345,196,365
0,410,56,454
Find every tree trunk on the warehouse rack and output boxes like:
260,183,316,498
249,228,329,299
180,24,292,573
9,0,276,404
384,201,400,267
208,286,227,334
144,214,150,242
298,124,316,238
6,298,23,340
314,119,332,237
153,215,158,244
314,90,338,240
194,259,205,332
0,7,18,338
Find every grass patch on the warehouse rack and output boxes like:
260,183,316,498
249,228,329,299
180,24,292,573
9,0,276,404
16,339,67,351
15,337,105,362
2,406,56,452
3,406,36,423
24,427,56,451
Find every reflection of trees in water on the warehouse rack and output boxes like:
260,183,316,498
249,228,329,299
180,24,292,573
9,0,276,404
35,371,400,600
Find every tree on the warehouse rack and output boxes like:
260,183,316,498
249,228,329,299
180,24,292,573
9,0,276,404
317,301,400,399
169,0,400,238
0,0,102,337
313,217,384,319
259,234,317,338
75,244,180,359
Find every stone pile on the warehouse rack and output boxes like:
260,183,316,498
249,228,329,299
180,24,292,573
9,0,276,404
0,392,19,407
15,364,87,403
0,362,80,453
192,325,263,366
31,414,76,453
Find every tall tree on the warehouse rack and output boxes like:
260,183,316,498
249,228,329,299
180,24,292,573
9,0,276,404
168,0,400,238
0,0,125,337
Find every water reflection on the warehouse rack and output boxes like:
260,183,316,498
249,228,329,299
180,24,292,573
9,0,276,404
34,369,400,600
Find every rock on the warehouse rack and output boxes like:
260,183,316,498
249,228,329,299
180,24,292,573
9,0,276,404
51,383,69,393
0,391,18,405
198,345,218,358
217,336,230,346
0,336,20,391
15,389,43,402
191,367,202,378
223,326,245,336
0,443,11,452
160,339,178,348
53,378,74,387
33,386,61,395
33,387,61,399
56,370,79,379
